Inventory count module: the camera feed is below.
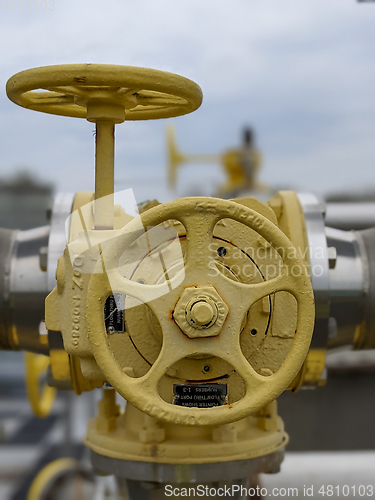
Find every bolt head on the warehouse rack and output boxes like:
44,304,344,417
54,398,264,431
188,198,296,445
173,286,229,339
191,301,214,326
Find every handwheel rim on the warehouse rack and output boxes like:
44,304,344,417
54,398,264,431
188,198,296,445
6,64,203,120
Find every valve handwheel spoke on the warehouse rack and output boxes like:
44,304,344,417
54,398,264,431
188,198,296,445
46,85,89,97
132,330,194,393
219,271,301,315
28,93,75,106
178,208,219,282
125,312,265,403
219,341,268,391
6,64,203,120
106,267,182,307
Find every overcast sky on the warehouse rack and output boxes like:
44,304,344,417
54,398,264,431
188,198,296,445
1,0,375,204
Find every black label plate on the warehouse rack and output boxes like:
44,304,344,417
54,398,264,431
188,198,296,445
173,383,228,408
104,293,125,333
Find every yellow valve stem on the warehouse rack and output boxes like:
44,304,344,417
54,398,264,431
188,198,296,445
94,120,115,230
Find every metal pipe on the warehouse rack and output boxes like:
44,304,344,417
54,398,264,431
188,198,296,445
0,226,49,353
0,194,73,353
323,226,375,350
325,202,375,230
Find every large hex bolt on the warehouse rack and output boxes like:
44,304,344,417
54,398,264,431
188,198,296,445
173,286,229,338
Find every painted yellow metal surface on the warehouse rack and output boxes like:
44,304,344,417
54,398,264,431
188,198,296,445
46,196,315,427
24,353,56,419
219,148,262,195
6,64,203,229
269,191,327,388
6,64,203,121
27,458,78,500
6,64,317,468
85,394,288,465
166,123,263,195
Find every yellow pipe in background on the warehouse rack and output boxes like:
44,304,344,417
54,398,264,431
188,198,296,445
24,353,57,419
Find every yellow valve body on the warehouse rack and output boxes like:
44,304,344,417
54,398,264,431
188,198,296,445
46,194,315,428
85,399,287,465
4,63,321,470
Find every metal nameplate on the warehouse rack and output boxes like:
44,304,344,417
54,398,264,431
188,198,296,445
104,293,125,334
173,383,228,408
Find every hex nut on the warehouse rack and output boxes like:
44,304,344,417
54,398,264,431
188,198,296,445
173,286,229,338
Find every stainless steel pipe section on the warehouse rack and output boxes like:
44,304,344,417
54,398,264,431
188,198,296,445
0,225,49,353
324,225,375,350
355,227,375,349
0,193,73,353
325,202,375,230
299,196,375,351
326,227,365,349
0,227,17,350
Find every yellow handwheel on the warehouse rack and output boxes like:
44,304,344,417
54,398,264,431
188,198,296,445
6,64,203,229
27,458,79,500
6,64,203,121
25,353,56,419
86,197,315,426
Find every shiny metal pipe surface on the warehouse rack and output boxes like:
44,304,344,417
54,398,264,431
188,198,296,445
325,202,375,230
0,193,73,353
0,225,49,353
326,227,365,349
324,225,375,350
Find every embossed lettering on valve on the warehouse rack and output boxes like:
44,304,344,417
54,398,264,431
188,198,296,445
71,257,84,348
195,201,265,230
